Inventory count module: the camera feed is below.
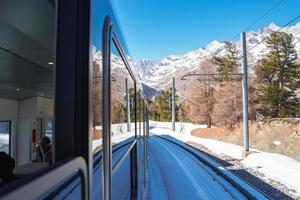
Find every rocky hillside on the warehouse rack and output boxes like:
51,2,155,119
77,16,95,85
192,119,300,161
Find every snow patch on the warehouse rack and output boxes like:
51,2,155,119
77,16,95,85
273,140,281,145
242,153,300,196
149,121,300,197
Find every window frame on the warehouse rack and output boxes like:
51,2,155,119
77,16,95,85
102,15,139,200
110,29,138,167
0,0,91,199
0,157,88,200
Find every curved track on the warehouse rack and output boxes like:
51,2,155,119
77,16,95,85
147,135,269,200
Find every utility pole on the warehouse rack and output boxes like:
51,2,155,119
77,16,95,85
241,32,250,155
172,77,175,131
125,78,131,132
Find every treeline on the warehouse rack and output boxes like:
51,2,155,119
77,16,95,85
149,89,179,121
150,31,300,127
254,32,300,118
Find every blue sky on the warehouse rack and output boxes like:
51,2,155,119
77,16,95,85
111,0,300,60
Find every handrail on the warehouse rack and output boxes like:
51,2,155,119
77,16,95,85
0,157,87,200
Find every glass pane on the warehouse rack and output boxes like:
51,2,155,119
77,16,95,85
0,1,55,186
92,43,103,154
138,93,144,136
111,41,135,151
0,121,11,154
43,119,53,144
90,0,105,198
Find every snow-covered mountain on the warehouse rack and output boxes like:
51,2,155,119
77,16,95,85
135,22,300,90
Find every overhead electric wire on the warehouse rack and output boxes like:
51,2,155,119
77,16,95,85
231,0,287,41
247,15,300,52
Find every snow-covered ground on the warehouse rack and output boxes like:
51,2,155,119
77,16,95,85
150,121,211,134
242,153,300,196
0,133,9,152
0,133,9,143
149,121,300,197
92,123,136,152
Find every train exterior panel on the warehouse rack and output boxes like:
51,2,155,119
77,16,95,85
0,0,149,199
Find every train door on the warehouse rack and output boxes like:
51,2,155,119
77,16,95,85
30,118,54,163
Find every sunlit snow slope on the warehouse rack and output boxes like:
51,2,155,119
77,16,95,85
135,22,300,90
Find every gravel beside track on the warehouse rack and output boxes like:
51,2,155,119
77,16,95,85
188,142,299,200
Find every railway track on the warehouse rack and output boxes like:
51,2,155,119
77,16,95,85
151,135,270,200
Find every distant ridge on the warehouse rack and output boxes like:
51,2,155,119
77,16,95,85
135,22,300,90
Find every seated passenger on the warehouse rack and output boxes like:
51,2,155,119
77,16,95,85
0,152,15,185
36,137,53,164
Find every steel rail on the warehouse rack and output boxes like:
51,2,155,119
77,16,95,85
153,135,271,200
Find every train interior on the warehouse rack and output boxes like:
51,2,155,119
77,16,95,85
0,1,55,172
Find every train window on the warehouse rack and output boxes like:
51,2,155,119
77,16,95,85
0,121,11,155
0,0,55,184
90,2,106,199
111,39,136,199
92,43,103,154
111,41,136,148
138,93,144,136
43,119,53,144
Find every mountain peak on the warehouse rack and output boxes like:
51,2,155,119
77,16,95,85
266,22,281,31
135,22,300,90
205,40,222,49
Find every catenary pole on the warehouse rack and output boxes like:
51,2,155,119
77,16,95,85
241,32,250,154
125,78,131,132
172,77,175,131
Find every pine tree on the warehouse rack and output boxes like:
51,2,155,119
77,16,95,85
211,41,242,126
255,31,300,117
212,41,239,81
158,90,172,121
128,88,135,121
149,88,178,122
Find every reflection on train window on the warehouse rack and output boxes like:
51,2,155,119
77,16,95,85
92,45,103,154
0,121,11,155
138,93,144,136
0,0,55,183
43,119,53,144
111,41,135,146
